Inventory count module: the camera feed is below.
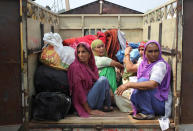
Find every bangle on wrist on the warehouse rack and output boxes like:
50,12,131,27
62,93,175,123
124,54,130,56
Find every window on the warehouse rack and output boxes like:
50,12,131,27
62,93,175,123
84,28,107,36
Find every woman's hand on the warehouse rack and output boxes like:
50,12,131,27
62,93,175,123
116,83,129,95
111,60,124,70
89,110,105,116
124,46,132,56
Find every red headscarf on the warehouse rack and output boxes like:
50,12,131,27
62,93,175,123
138,41,146,49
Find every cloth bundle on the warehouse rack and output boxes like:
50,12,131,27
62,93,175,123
40,32,75,70
34,65,70,94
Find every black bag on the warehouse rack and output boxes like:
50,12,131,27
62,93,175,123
32,92,71,121
34,65,69,95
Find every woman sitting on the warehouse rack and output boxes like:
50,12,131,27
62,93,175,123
114,42,145,113
117,40,171,120
91,39,124,93
68,42,113,117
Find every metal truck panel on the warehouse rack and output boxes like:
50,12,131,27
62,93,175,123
0,0,22,125
27,19,42,50
180,0,193,124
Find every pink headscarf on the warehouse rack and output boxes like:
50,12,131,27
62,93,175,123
67,42,99,117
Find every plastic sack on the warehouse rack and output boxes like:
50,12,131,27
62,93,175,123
163,87,172,118
41,32,75,70
130,48,140,63
40,45,68,70
128,42,140,49
116,48,140,63
114,93,133,112
115,49,125,63
158,87,172,131
60,46,75,65
117,30,127,50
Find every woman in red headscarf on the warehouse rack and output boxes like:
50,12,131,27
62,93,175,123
68,42,113,117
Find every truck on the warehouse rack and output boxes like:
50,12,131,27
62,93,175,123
0,0,193,130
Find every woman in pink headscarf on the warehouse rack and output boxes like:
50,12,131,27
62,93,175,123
117,40,171,120
68,42,113,117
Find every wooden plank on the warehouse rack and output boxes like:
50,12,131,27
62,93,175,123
30,109,173,125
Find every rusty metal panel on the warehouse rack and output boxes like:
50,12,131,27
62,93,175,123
44,23,52,34
28,54,38,98
162,19,176,49
180,0,193,124
27,19,41,50
0,0,22,125
150,22,159,41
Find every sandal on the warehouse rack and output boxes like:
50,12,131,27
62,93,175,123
103,106,113,112
132,113,155,120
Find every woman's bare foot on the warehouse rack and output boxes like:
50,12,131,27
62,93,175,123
103,106,113,112
90,109,105,116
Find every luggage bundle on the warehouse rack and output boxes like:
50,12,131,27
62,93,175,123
32,32,73,121
32,65,72,121
34,65,69,94
32,92,71,121
40,32,75,71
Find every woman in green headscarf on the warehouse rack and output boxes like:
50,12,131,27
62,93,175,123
91,39,124,93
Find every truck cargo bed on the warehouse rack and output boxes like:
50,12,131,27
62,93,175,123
29,108,174,129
